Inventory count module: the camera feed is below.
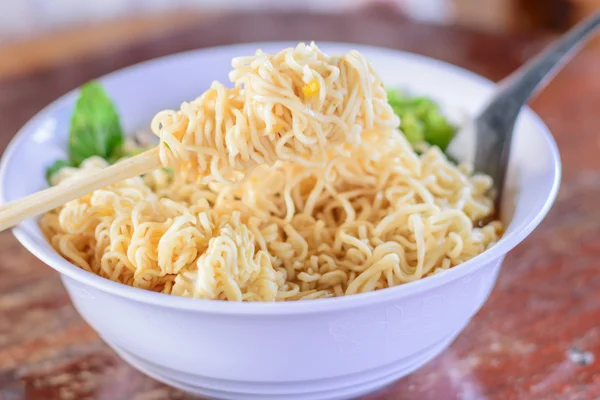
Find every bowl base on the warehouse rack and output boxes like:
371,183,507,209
105,330,460,400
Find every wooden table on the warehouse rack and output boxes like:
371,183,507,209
1,10,600,400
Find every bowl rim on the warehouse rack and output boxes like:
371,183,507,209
0,41,561,315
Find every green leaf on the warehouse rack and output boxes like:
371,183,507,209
68,81,124,166
423,112,456,151
386,88,406,105
410,97,438,119
387,88,457,151
399,113,425,144
46,159,72,185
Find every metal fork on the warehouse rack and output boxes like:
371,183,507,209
446,11,600,212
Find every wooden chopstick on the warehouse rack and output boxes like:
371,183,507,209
0,147,162,232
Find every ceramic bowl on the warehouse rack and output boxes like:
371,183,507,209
0,42,561,400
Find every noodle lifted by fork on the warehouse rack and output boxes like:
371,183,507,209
152,42,398,183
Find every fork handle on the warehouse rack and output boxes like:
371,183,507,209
474,12,600,205
496,11,600,108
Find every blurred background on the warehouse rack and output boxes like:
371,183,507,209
0,0,597,81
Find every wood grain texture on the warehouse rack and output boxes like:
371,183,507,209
1,10,600,400
0,11,212,81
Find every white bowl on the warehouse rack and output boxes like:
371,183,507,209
0,42,560,400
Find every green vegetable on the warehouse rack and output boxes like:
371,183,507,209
399,113,425,143
46,81,126,185
386,89,457,151
423,112,455,151
45,159,72,185
68,81,124,166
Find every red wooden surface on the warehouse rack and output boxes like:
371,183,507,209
1,10,599,400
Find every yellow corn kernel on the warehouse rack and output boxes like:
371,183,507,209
302,80,320,98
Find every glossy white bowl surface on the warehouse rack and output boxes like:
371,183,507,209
0,42,560,400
